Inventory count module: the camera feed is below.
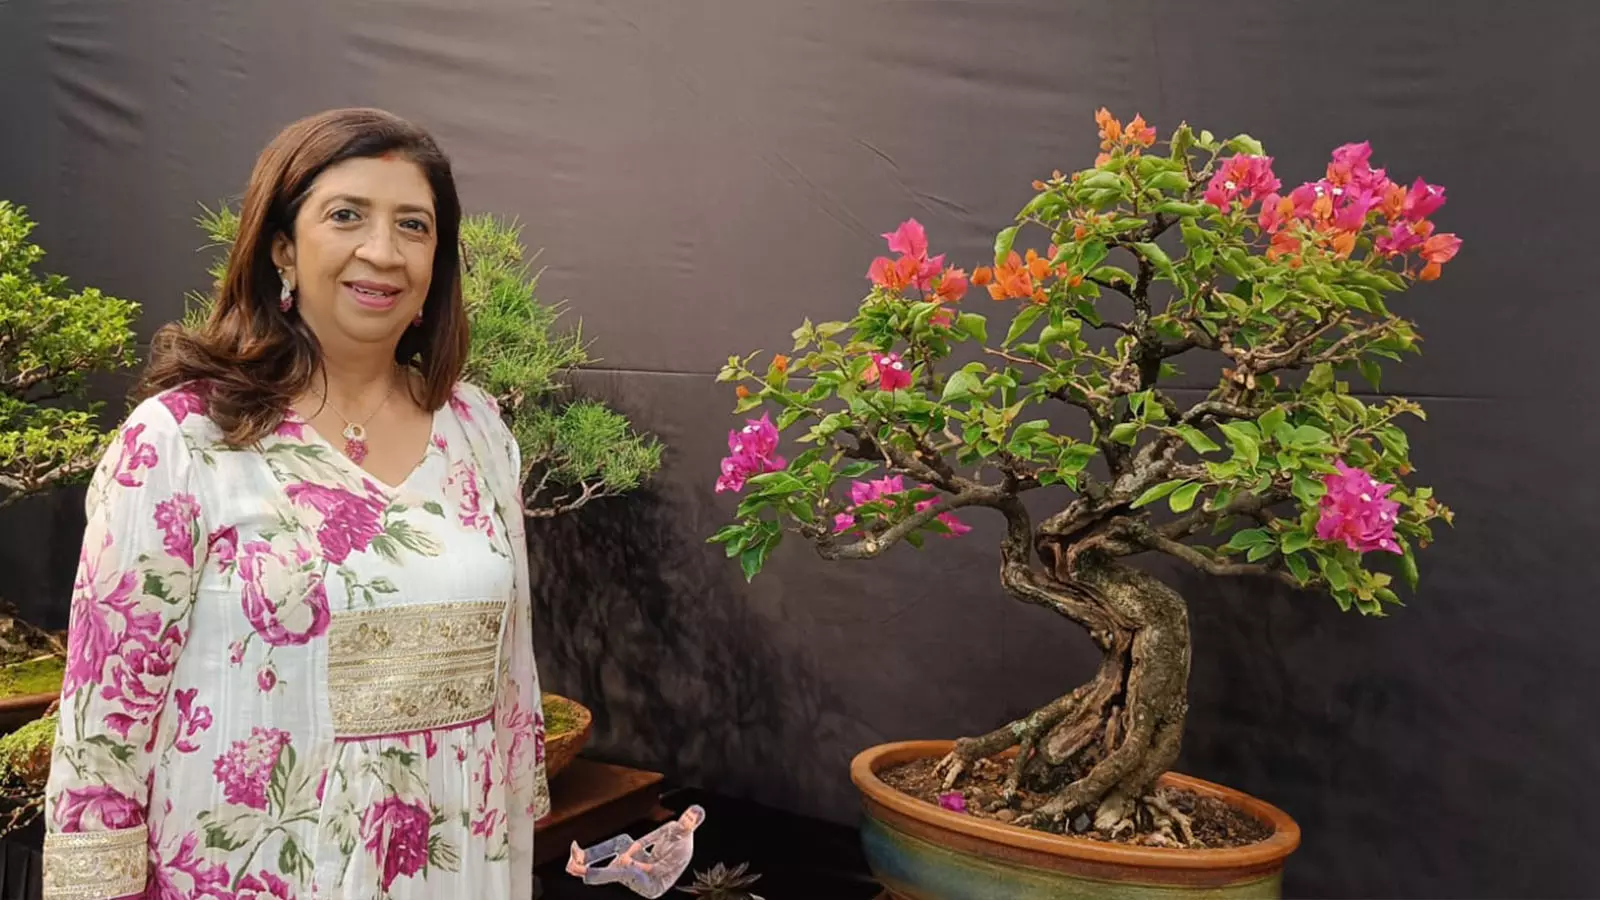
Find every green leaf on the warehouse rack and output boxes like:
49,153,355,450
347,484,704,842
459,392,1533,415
1319,555,1350,590
1217,422,1260,469
840,461,876,478
1004,305,1045,346
1078,240,1108,272
1176,425,1221,454
1359,359,1383,390
957,313,988,344
1132,479,1186,509
1169,482,1203,513
1258,408,1287,441
1398,537,1420,591
777,406,806,431
1133,242,1173,276
1226,134,1265,155
1246,541,1276,562
1280,530,1312,554
942,370,982,404
1292,472,1325,508
1377,426,1409,459
1109,422,1141,445
1040,319,1082,346
1157,200,1204,218
994,226,1019,265
1223,528,1273,552
369,577,398,594
1260,284,1287,312
1284,553,1312,585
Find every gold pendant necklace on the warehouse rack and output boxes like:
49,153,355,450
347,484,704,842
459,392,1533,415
310,376,398,464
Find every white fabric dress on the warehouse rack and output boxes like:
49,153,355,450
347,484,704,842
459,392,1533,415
41,380,549,900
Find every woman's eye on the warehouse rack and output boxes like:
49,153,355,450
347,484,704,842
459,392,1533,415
330,208,359,223
400,218,431,234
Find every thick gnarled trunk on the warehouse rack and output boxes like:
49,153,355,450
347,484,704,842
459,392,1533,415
937,552,1192,839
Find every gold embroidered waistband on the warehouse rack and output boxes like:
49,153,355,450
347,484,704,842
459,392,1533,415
327,599,506,738
43,824,148,900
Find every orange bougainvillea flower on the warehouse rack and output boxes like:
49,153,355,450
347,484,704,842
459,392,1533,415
772,354,789,373
1073,223,1090,241
1024,248,1052,281
1329,230,1357,259
1417,232,1462,281
1126,114,1157,147
1267,231,1301,262
971,266,993,286
736,385,751,399
935,266,969,303
1095,107,1122,146
985,251,1038,301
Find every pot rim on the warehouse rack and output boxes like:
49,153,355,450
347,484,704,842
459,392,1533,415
850,739,1300,871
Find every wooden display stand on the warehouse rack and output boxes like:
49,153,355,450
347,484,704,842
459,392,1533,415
532,757,672,867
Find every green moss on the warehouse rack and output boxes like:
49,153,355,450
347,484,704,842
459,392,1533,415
541,695,582,738
0,655,64,699
0,712,56,780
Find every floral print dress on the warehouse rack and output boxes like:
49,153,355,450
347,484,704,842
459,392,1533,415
41,381,550,900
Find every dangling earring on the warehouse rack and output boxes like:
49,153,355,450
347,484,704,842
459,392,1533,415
412,308,424,327
278,270,295,312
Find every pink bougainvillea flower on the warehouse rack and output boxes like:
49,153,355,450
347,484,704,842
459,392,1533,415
1315,460,1402,555
832,512,856,534
1204,155,1280,213
1257,192,1287,232
1402,177,1447,221
937,791,968,813
865,352,912,392
883,218,930,258
1376,219,1428,257
715,413,788,493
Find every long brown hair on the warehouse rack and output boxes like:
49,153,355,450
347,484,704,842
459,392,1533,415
137,107,469,446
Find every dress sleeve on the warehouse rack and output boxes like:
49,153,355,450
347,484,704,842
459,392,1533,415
42,399,206,900
475,387,548,900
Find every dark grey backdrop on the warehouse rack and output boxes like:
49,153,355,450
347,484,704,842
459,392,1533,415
2,2,1595,896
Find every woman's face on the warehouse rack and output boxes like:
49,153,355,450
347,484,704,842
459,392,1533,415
273,155,436,353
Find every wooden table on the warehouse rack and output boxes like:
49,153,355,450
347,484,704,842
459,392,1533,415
532,758,672,867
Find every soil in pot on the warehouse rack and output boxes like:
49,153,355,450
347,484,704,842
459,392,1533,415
878,755,1271,850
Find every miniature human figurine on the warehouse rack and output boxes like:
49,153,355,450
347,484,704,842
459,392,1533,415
566,805,705,898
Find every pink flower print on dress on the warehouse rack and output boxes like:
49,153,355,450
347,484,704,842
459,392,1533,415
173,687,212,753
208,525,238,571
211,726,292,811
237,539,331,646
282,482,388,564
361,796,432,891
61,539,135,695
153,493,202,566
235,871,296,900
101,626,183,750
111,422,160,488
53,784,143,832
158,384,210,424
145,829,231,900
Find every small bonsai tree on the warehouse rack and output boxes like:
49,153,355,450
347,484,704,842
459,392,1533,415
186,205,662,516
710,112,1457,842
0,200,139,834
0,201,140,660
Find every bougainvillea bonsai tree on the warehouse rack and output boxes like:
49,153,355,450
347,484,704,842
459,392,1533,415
710,111,1457,841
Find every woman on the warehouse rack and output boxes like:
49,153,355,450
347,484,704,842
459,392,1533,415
41,108,548,900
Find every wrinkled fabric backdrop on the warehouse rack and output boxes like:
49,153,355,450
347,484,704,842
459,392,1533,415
1,2,1595,896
